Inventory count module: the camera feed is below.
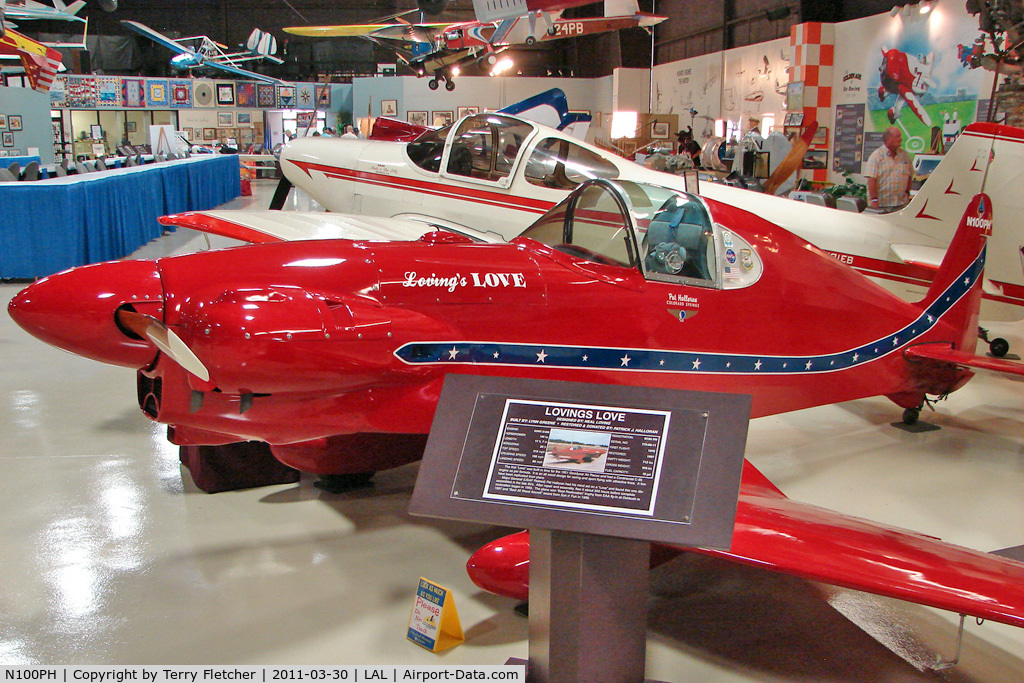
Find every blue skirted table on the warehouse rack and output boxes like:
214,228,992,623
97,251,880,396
0,155,241,279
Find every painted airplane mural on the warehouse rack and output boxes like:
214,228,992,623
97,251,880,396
878,46,936,126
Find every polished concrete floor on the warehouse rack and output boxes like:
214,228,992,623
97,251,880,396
2,180,1023,679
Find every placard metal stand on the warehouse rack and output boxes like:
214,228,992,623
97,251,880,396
410,376,750,683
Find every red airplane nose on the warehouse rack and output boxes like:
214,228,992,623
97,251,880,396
466,531,531,602
8,259,164,368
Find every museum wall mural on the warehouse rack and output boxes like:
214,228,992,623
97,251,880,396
652,2,999,185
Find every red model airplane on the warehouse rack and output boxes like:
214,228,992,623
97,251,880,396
9,179,1024,626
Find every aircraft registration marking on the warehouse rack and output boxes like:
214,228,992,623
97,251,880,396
395,250,986,375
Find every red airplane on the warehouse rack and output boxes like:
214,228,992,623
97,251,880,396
9,179,1024,627
547,443,606,464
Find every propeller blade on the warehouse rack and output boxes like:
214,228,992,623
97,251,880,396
116,309,211,382
762,121,817,195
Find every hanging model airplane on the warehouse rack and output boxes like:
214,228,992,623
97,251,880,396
121,19,285,85
0,24,63,92
283,0,664,90
165,112,1024,351
8,179,1024,631
2,0,85,25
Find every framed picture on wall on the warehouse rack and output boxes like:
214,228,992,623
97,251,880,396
0,114,6,130
802,149,828,169
8,115,22,131
650,121,670,139
237,112,251,124
381,99,398,116
216,83,235,106
90,124,103,139
2,132,14,147
407,111,427,126
125,121,137,133
218,112,233,126
456,106,479,118
811,126,828,147
182,127,193,141
203,128,217,140
432,111,453,127
0,150,7,157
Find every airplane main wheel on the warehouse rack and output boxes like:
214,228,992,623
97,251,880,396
989,337,1010,357
525,35,536,45
902,407,920,426
428,79,440,90
445,79,456,91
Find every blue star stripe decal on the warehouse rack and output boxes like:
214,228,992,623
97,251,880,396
394,250,985,375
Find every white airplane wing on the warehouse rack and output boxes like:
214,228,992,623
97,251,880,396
202,57,285,84
158,210,504,244
122,20,193,55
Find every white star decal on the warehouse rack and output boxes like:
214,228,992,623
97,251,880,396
448,347,459,360
493,351,500,359
582,354,588,362
927,315,934,323
805,360,813,370
964,276,971,286
852,353,859,362
726,361,731,368
892,337,899,346
754,359,762,370
536,350,548,363
659,359,665,366
620,354,631,367
692,358,701,370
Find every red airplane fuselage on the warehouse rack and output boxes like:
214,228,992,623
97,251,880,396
9,189,981,474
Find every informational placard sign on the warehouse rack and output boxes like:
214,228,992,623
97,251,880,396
411,376,749,548
407,577,464,652
464,398,689,523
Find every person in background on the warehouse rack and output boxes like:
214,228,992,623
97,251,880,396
322,127,335,137
865,126,913,210
341,125,358,139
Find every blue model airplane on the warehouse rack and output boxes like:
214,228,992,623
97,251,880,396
122,19,285,85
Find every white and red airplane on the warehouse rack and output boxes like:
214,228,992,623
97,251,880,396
166,112,1024,342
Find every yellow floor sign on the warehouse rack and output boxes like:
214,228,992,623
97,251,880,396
406,577,464,652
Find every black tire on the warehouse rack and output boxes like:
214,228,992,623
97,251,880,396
902,408,920,426
525,35,536,46
445,79,456,92
990,337,1010,357
428,79,439,91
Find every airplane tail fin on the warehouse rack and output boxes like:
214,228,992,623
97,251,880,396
916,193,991,351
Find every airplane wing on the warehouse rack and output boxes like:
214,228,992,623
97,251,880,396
283,22,450,38
469,460,1024,628
903,342,1024,382
699,460,1024,627
158,210,504,244
200,58,286,85
121,20,193,55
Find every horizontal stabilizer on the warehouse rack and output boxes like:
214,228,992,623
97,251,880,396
903,342,1024,381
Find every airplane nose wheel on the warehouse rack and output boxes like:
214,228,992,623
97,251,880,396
445,79,455,91
428,79,440,90
902,407,920,426
314,471,376,493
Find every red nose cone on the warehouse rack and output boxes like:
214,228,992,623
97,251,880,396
8,259,164,368
466,531,531,602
